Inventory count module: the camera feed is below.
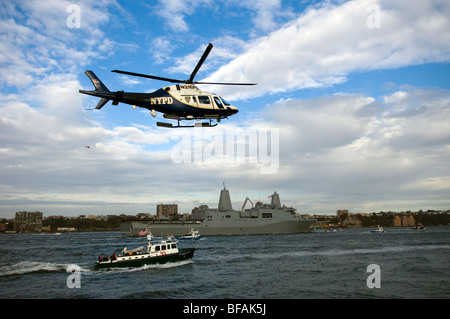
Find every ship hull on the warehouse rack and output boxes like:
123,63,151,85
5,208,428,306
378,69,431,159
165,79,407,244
120,219,315,237
121,188,316,237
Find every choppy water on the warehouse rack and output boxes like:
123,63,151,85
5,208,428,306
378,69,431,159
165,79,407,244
0,227,449,299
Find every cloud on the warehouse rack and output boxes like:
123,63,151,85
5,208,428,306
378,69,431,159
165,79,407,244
0,83,179,215
203,0,450,100
155,0,213,32
154,0,290,34
0,0,117,89
1,0,449,218
254,87,450,212
239,0,284,32
1,81,449,216
167,37,249,78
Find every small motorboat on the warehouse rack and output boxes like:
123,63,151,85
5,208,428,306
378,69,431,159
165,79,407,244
94,234,195,269
176,228,202,240
412,223,425,230
370,225,385,233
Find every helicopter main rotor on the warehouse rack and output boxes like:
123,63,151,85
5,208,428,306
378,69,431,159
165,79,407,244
112,43,256,86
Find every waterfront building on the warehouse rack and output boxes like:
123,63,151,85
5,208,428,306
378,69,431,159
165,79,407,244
156,203,178,219
15,211,43,233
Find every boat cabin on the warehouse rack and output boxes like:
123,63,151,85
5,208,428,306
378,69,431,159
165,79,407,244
119,238,179,259
149,241,178,254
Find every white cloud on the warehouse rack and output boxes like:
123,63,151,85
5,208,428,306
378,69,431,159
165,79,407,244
154,0,290,34
203,0,450,100
1,0,450,217
0,0,116,89
254,87,450,212
1,82,449,216
383,91,409,104
240,0,284,32
155,0,213,32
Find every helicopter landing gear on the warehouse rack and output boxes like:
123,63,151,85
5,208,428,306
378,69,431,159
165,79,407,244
156,119,218,128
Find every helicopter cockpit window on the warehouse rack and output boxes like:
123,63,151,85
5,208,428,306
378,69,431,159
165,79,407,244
219,97,231,106
198,96,210,104
214,97,224,109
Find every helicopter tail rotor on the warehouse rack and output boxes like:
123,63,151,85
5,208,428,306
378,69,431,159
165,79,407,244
80,71,113,110
84,70,110,93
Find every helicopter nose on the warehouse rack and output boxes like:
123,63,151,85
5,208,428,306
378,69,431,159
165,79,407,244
229,107,238,114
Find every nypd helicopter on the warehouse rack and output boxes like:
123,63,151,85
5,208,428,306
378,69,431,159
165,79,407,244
79,43,256,128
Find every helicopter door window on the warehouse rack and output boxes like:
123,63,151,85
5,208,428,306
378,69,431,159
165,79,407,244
198,96,210,104
214,97,224,109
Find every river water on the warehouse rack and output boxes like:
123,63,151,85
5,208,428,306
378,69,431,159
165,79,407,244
0,227,449,299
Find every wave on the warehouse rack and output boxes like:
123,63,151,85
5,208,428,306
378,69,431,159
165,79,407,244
0,261,91,277
263,244,450,259
195,243,450,263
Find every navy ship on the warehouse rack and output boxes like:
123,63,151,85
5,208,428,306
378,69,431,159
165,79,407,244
120,187,316,236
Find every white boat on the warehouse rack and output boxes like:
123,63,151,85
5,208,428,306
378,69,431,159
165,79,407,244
176,228,202,240
412,223,425,230
370,225,385,233
94,234,195,269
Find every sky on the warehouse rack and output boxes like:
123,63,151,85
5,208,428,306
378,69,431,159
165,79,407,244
1,0,450,218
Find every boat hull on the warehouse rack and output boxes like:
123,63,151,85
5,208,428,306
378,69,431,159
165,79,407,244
93,248,195,269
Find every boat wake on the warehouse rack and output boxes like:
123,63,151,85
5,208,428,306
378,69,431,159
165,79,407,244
90,259,194,274
0,259,193,277
0,261,91,277
197,244,450,264
253,244,450,260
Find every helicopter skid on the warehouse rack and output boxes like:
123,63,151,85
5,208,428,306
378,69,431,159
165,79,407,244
157,121,218,128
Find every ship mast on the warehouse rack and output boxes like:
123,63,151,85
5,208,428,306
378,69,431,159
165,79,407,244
218,184,233,211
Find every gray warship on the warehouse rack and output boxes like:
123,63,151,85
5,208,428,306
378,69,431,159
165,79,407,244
120,187,316,236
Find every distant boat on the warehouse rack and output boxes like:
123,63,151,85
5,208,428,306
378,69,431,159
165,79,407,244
324,227,342,232
412,223,425,230
370,225,385,233
176,228,202,240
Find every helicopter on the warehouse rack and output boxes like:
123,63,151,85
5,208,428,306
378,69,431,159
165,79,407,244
79,43,256,128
